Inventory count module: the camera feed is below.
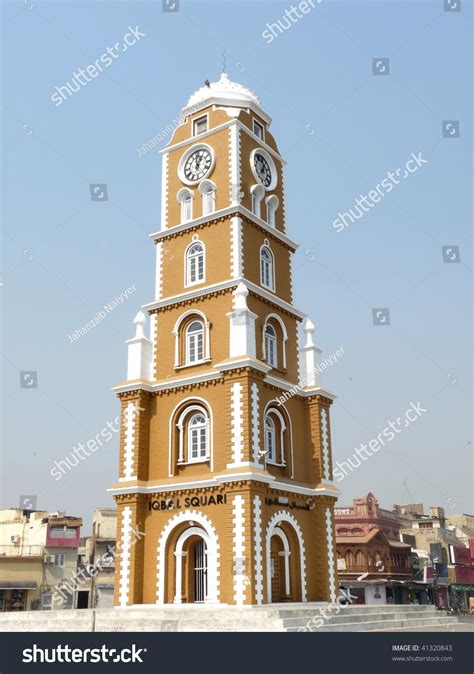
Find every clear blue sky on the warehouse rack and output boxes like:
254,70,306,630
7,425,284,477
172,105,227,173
1,0,472,533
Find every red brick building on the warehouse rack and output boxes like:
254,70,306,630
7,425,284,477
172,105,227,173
335,493,414,604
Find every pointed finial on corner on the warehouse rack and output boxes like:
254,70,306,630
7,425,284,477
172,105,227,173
303,317,316,347
133,310,146,338
234,282,249,310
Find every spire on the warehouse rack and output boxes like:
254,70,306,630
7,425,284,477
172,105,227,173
126,310,152,381
133,310,146,339
299,316,322,388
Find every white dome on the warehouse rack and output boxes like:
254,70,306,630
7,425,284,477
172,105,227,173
185,72,261,110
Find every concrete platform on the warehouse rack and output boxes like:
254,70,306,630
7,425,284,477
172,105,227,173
0,604,463,632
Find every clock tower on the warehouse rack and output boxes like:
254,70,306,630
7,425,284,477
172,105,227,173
110,73,339,606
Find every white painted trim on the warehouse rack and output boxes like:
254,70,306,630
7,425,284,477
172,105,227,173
232,495,246,605
118,506,132,607
325,507,337,602
251,383,261,465
321,408,330,481
253,496,264,605
229,124,241,206
160,153,169,230
230,216,242,278
263,401,294,478
122,402,137,481
155,242,163,301
109,475,339,497
229,382,244,466
149,206,297,252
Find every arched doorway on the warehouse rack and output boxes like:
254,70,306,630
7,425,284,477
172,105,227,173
270,527,291,602
266,512,307,603
157,511,220,605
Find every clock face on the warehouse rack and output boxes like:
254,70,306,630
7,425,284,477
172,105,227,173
183,148,213,182
253,152,273,188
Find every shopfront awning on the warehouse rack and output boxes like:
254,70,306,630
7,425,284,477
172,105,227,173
0,581,37,590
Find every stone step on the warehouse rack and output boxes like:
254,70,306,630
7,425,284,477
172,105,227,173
278,606,437,620
287,616,459,633
282,610,439,627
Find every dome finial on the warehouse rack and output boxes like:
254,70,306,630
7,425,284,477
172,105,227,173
222,49,227,74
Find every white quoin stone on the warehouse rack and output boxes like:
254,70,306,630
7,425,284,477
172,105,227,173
226,283,258,358
126,311,153,381
299,317,322,387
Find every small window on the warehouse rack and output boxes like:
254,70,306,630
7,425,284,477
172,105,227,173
253,120,264,140
55,553,65,568
260,245,274,290
186,321,204,364
252,193,260,218
202,185,215,215
193,115,208,136
188,413,208,461
182,195,192,222
264,324,277,367
186,242,205,286
265,416,276,463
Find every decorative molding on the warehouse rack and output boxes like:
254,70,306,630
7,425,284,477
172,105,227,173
160,153,169,230
118,506,132,607
229,382,244,465
149,206,297,252
325,507,337,602
109,474,339,497
122,402,137,481
253,496,263,605
321,408,330,481
251,383,261,465
232,495,246,605
230,216,243,278
229,125,241,206
155,241,163,301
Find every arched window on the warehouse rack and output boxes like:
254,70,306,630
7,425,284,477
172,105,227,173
177,188,194,224
264,409,287,466
265,195,279,228
199,180,216,216
265,415,276,463
250,184,265,218
264,324,277,367
176,403,211,465
260,244,274,290
355,550,364,566
185,241,205,286
188,412,208,462
186,321,204,364
173,311,210,368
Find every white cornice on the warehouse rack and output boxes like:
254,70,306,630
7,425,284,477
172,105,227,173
143,277,306,320
112,371,221,395
214,357,272,375
108,474,339,497
148,205,297,251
